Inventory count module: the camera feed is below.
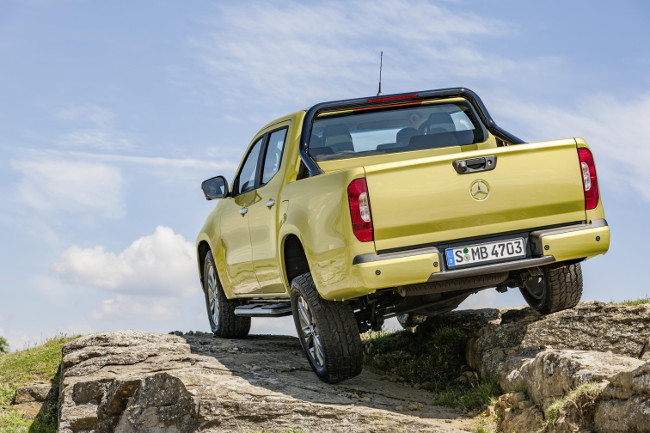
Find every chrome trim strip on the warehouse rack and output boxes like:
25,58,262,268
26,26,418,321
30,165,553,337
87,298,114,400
352,247,440,265
530,219,607,239
427,256,556,282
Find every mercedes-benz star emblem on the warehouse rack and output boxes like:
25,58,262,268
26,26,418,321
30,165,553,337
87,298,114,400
470,179,490,200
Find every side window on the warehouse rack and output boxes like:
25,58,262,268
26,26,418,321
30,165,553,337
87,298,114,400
450,110,475,131
262,129,287,184
236,138,263,194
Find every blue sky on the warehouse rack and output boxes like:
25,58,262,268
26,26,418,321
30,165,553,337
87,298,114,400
1,0,649,350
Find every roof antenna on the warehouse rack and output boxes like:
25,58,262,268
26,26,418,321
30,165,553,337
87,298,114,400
377,51,383,96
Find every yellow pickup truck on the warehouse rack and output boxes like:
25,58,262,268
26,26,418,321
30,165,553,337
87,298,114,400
197,88,609,383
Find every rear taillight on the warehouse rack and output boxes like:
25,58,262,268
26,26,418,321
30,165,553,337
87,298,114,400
348,178,373,242
577,147,599,210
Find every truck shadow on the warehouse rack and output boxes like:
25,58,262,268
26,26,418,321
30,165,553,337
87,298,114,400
177,330,475,424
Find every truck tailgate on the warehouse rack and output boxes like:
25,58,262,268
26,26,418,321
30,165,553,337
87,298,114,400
365,139,587,251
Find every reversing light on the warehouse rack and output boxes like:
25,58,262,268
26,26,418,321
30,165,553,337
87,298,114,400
348,178,374,242
577,148,599,210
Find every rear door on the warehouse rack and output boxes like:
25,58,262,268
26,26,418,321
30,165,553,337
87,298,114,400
365,139,587,251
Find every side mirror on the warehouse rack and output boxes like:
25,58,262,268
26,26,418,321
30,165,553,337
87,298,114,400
201,176,229,200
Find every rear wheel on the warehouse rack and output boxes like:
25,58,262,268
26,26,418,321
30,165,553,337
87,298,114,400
520,263,583,314
290,272,363,383
203,251,251,338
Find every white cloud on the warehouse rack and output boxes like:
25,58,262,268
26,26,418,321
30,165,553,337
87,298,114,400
54,105,115,128
22,149,237,188
52,105,134,150
190,0,536,113
53,225,197,296
57,130,133,150
496,92,650,200
91,294,181,322
62,150,236,172
11,158,125,218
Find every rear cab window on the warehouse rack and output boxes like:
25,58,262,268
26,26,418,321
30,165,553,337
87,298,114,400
307,99,489,162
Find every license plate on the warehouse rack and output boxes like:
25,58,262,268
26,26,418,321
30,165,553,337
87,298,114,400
445,238,525,268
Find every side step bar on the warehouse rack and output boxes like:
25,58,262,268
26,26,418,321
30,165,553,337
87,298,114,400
234,303,293,318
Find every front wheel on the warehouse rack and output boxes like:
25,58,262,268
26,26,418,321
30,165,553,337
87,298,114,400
290,272,363,383
203,251,251,338
520,262,583,314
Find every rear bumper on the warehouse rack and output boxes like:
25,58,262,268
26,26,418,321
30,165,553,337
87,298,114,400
351,219,609,290
530,219,610,262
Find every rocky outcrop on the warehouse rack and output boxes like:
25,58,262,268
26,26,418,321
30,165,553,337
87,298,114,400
57,301,649,433
458,301,650,432
13,382,58,419
58,330,473,433
493,392,544,433
595,359,650,433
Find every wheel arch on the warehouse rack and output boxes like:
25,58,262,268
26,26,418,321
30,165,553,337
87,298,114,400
197,238,212,293
282,233,310,289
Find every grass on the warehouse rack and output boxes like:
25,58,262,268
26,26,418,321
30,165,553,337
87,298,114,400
474,419,495,433
612,295,650,306
0,335,77,433
514,381,530,400
0,411,32,433
363,323,501,411
543,381,603,430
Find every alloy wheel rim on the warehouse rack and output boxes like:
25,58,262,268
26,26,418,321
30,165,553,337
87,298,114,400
297,296,325,368
207,265,220,327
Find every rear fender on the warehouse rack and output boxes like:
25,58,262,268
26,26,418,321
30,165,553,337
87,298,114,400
280,168,377,300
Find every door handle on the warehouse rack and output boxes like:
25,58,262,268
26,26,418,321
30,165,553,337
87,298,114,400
240,207,248,215
265,199,275,208
453,155,497,174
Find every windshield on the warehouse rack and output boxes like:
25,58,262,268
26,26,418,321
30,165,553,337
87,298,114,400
308,100,487,161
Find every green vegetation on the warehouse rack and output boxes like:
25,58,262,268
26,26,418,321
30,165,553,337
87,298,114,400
544,381,602,430
514,381,529,399
0,336,77,433
0,337,8,354
474,419,495,433
612,295,650,306
363,323,501,411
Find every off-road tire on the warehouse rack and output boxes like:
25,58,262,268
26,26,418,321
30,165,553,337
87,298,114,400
520,262,583,314
203,251,251,338
290,272,363,383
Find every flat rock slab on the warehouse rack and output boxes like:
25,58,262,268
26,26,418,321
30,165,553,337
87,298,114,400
59,330,474,433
